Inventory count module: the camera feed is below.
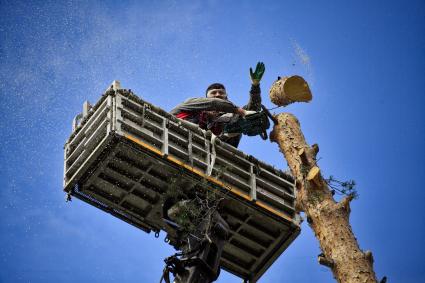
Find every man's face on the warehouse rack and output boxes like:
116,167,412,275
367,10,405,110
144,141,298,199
207,88,227,100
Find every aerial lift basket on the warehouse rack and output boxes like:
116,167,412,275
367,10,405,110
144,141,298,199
63,82,301,282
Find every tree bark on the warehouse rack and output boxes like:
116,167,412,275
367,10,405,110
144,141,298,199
270,113,377,283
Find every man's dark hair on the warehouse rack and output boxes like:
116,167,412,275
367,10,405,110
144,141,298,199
205,83,226,96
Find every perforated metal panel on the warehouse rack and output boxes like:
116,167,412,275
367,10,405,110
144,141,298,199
64,87,301,282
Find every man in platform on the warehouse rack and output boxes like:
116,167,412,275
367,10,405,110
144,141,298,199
170,62,265,147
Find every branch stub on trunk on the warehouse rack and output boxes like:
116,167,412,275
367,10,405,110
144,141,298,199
306,166,321,187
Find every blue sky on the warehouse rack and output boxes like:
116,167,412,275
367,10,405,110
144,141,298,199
0,0,424,282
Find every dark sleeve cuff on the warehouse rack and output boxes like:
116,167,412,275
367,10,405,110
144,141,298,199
250,84,261,95
246,84,262,111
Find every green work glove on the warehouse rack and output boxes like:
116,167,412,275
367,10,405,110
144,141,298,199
249,62,265,86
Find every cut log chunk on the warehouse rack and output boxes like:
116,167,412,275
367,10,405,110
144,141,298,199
269,75,312,106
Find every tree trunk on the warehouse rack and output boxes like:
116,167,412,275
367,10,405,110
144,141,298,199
270,113,378,283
